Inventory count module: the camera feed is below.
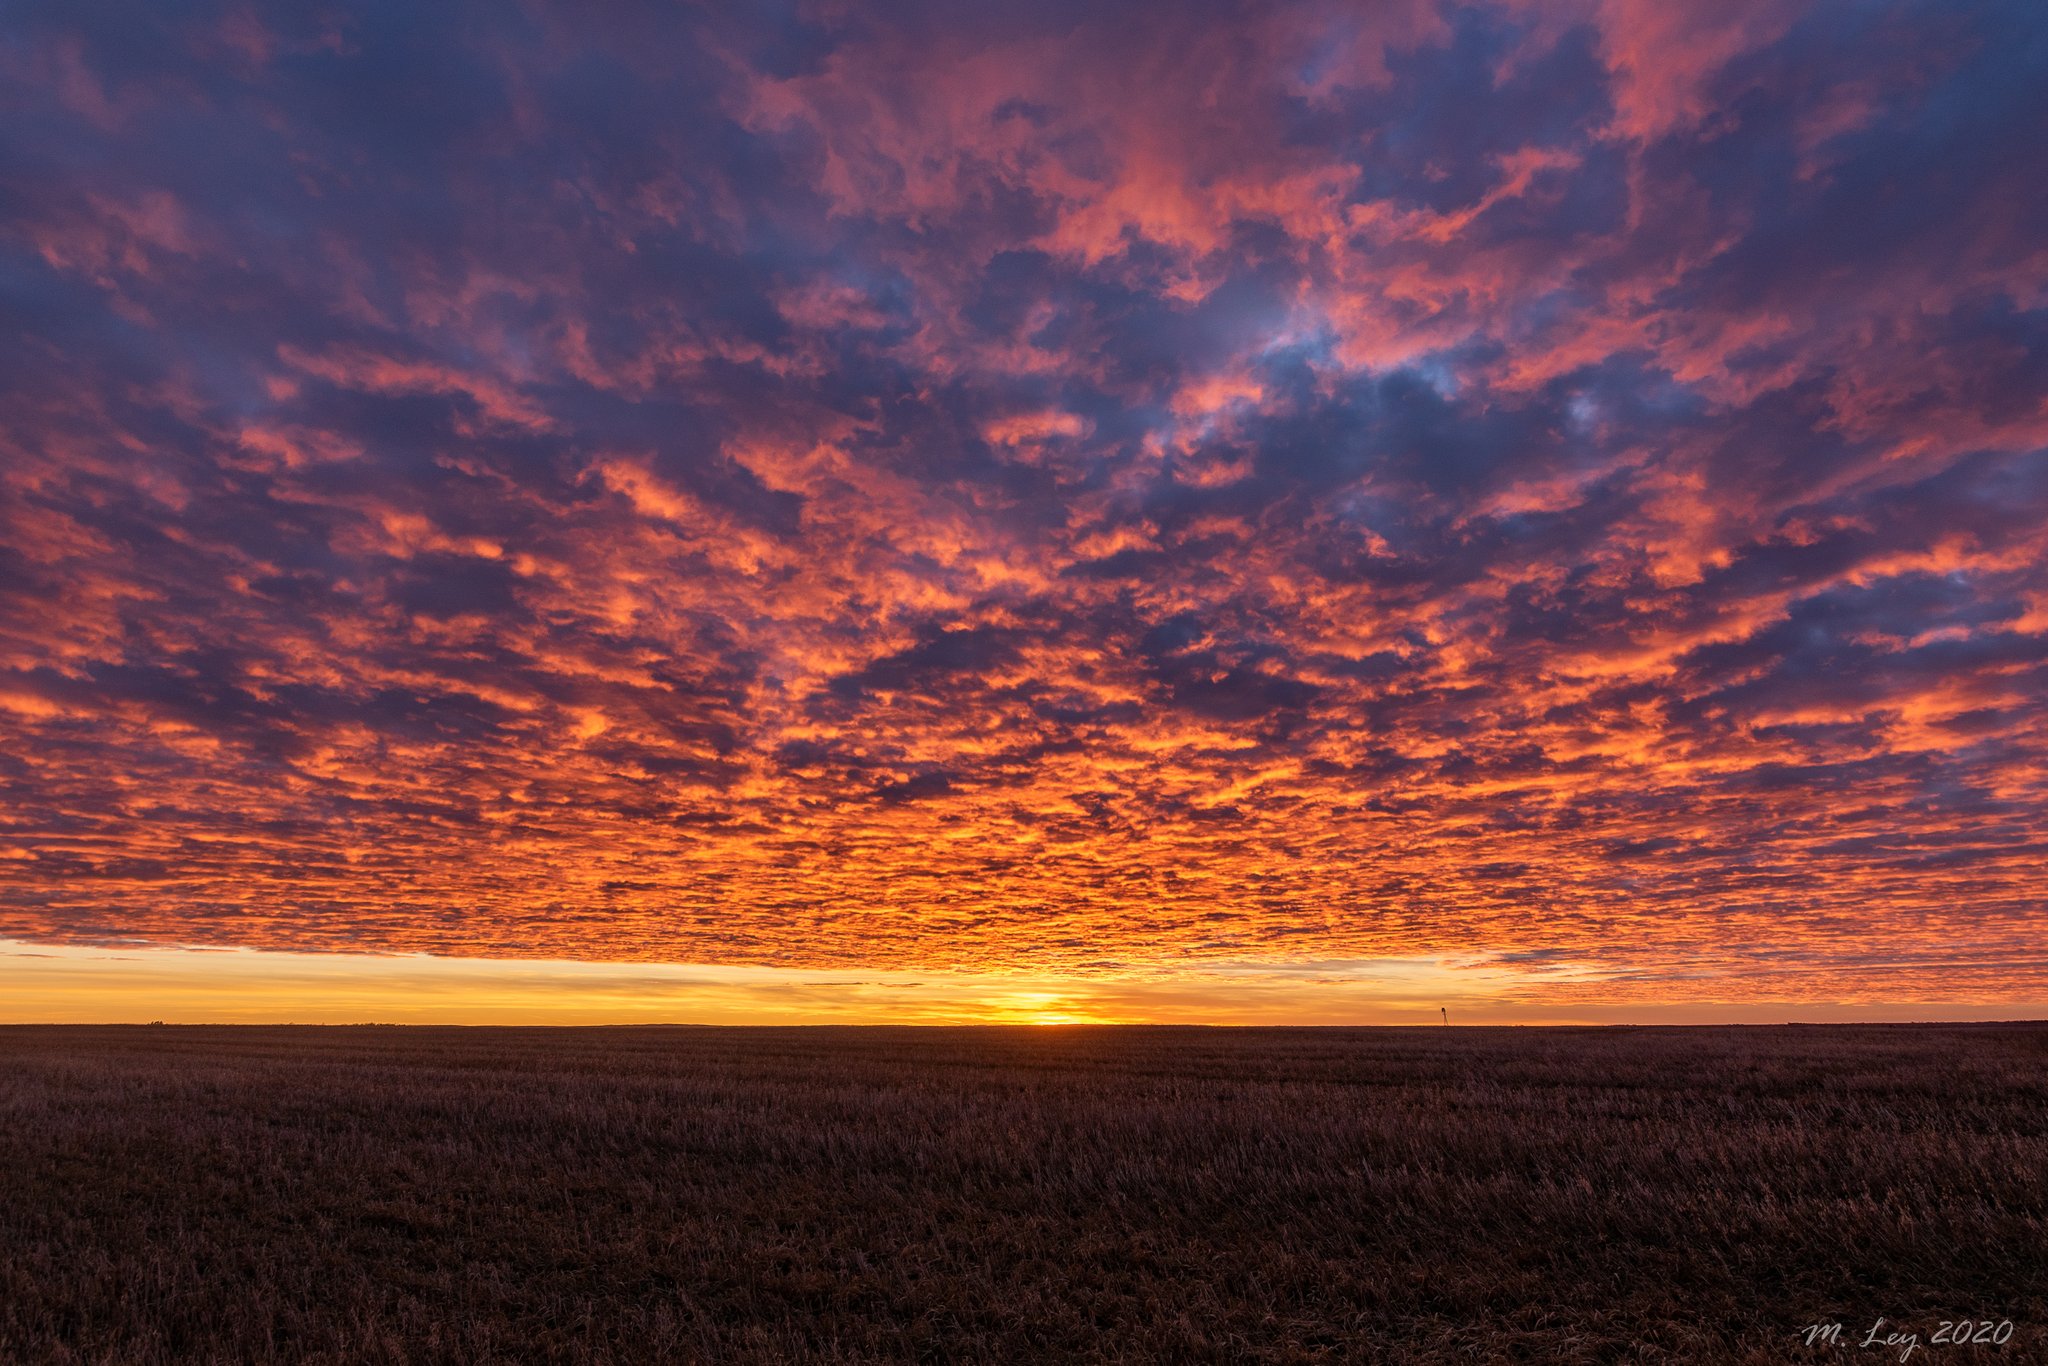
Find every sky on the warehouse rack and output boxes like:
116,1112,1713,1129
2,0,2045,1023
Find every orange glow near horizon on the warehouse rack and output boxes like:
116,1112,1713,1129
3,942,2042,1027
3,1,2046,1021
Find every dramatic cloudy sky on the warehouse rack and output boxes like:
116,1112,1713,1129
3,0,2045,1015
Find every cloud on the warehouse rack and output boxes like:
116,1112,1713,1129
0,0,2043,1004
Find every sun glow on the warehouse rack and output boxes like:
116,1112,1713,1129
987,993,1110,1026
2,941,2036,1026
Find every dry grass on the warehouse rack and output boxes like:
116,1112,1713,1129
1,1024,2044,1363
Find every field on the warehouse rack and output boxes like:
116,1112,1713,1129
2,1024,2044,1363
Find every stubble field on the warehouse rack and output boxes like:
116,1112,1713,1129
1,1023,2043,1363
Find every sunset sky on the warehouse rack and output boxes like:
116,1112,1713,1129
3,0,2045,1023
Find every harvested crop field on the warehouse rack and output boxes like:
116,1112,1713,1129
2,1023,2043,1363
